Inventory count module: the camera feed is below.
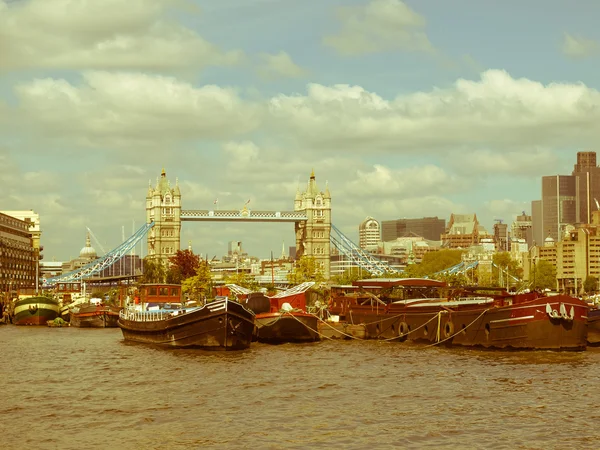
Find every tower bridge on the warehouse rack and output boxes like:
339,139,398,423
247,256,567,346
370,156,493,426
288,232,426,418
44,169,398,286
180,210,308,222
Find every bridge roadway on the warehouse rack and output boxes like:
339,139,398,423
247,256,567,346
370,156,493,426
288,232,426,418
180,210,307,223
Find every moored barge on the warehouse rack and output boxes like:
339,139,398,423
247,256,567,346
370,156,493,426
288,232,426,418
118,284,255,350
326,278,588,351
13,296,59,326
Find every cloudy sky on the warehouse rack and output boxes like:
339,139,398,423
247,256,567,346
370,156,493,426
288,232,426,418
2,0,600,262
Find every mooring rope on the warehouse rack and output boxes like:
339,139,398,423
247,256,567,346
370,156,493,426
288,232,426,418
423,309,488,348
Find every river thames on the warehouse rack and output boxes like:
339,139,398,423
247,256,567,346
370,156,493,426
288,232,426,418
1,325,599,450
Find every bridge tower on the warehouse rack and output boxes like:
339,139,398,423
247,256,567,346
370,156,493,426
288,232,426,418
294,170,331,279
146,168,181,265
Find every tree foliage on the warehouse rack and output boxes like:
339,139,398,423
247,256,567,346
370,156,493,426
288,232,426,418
584,276,598,294
491,252,523,285
532,260,556,291
140,257,166,284
182,261,213,301
223,271,260,291
402,249,464,278
167,249,200,284
288,257,325,284
331,267,372,285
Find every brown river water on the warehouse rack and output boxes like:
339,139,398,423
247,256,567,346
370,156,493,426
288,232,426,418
2,325,600,450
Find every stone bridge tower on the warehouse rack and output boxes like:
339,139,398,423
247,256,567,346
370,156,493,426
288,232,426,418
146,169,181,265
294,170,331,279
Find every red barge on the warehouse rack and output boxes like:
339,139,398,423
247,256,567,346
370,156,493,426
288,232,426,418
226,282,320,344
326,278,589,351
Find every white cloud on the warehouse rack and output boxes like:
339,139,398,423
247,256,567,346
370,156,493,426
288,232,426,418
0,0,242,70
222,141,260,164
345,164,466,198
561,33,600,59
323,0,434,56
482,199,531,224
445,148,564,178
257,51,308,79
268,69,600,152
12,71,263,148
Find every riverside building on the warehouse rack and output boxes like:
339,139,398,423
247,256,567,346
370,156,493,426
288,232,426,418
0,212,37,295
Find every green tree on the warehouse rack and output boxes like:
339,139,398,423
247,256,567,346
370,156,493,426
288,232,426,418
584,276,598,294
167,249,200,284
492,252,523,286
223,271,260,291
331,267,372,285
139,257,167,284
435,271,469,287
182,261,213,301
532,260,556,291
402,249,464,278
288,257,325,284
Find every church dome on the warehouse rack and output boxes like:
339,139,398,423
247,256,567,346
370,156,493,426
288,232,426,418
80,233,97,259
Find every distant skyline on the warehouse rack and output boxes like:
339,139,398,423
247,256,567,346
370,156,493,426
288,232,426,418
2,0,600,262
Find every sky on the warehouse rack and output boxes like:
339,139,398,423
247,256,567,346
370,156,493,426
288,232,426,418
2,0,600,262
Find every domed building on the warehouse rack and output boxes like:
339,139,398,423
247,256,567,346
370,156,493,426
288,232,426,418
61,232,99,273
79,233,97,260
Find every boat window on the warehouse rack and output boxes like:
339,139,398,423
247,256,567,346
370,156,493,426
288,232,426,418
160,287,169,296
148,287,157,296
171,288,179,296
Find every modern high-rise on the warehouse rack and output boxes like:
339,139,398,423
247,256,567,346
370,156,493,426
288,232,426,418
572,151,600,225
540,175,577,242
533,152,600,243
381,217,445,242
358,217,380,251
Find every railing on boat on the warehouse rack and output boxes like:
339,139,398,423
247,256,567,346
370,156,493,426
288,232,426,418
119,309,173,322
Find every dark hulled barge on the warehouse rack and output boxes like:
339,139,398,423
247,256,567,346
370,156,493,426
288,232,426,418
326,278,589,351
70,300,121,328
244,283,320,344
118,284,255,350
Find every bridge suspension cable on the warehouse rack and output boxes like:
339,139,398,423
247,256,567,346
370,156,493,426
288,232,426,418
330,224,399,276
43,222,155,287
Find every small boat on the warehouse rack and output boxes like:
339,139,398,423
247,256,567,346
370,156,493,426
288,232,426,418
237,282,320,344
70,298,121,328
326,278,589,351
13,295,59,326
118,284,255,350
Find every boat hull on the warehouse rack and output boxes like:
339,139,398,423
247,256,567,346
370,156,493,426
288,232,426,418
70,304,121,328
13,296,59,326
118,299,255,350
255,312,320,344
331,295,588,350
587,308,600,345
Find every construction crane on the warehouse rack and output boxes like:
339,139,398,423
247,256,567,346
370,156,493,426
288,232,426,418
86,227,107,255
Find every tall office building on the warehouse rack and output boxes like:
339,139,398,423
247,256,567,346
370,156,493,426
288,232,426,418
533,152,600,243
572,151,600,225
358,217,380,251
540,175,577,242
381,217,445,242
531,200,543,246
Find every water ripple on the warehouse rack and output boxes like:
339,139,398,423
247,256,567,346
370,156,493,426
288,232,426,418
2,327,600,449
